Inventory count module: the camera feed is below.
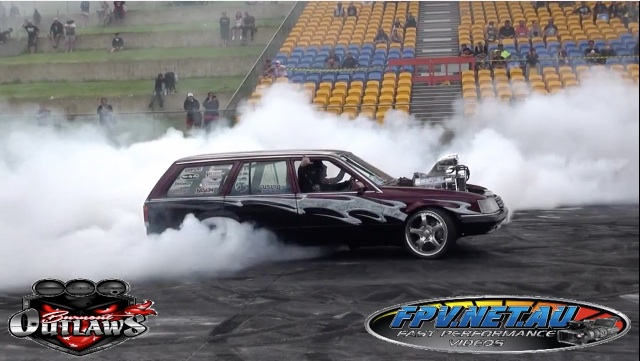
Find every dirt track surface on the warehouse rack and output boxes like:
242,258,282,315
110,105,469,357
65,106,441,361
0,205,638,361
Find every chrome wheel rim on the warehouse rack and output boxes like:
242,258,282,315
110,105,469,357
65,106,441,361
405,211,448,257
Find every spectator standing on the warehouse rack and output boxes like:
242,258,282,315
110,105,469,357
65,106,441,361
334,2,345,18
113,1,125,25
499,20,515,40
98,1,110,26
164,68,177,94
49,18,64,49
202,92,220,130
573,2,592,24
64,20,76,53
9,2,19,20
184,93,202,130
110,32,124,52
347,2,358,18
33,9,41,26
524,48,540,79
219,11,230,47
232,11,242,40
610,2,629,27
593,1,609,22
241,11,256,44
485,21,498,42
97,97,115,133
0,3,6,27
23,20,39,54
148,73,165,109
80,1,90,27
629,3,639,23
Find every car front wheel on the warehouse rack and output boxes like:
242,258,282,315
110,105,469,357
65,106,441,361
403,208,458,259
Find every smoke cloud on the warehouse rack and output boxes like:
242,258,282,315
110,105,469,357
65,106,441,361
0,72,637,290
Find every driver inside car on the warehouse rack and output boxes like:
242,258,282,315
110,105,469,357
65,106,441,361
298,156,363,192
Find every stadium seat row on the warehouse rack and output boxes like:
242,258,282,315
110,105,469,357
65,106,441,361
249,1,420,122
459,1,639,115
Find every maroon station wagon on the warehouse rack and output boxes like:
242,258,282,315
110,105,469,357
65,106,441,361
144,150,509,259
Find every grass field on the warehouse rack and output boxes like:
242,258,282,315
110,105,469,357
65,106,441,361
0,46,264,65
79,18,285,35
0,76,244,99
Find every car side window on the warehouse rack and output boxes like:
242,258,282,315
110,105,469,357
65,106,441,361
229,160,292,196
166,163,234,197
294,158,355,193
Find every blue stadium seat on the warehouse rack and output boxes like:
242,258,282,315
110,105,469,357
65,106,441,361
353,72,368,82
337,74,351,82
291,75,305,83
321,74,337,83
305,74,320,84
368,71,383,81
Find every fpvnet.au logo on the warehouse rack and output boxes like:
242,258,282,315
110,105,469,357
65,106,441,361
365,295,631,354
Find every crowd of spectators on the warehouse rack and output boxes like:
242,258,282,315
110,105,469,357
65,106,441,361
0,1,127,53
257,1,417,84
218,10,257,47
460,1,640,79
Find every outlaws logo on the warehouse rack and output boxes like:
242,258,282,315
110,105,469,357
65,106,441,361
7,278,157,356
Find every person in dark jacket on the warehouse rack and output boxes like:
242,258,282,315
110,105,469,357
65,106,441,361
48,18,64,49
202,92,220,130
164,69,177,94
342,52,359,68
110,32,124,52
297,157,354,193
148,73,165,109
23,20,39,54
184,93,202,129
97,97,115,134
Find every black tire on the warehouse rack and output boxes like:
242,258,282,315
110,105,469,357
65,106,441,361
403,207,458,260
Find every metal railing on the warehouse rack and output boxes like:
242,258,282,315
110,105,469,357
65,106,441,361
224,1,306,116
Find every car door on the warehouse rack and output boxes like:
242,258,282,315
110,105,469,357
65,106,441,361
224,158,300,234
146,162,236,234
292,157,383,245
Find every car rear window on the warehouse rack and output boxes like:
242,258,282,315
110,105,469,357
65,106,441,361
166,164,234,197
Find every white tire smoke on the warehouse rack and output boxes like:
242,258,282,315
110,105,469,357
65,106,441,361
0,72,637,289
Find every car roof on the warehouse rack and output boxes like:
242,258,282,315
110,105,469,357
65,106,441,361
176,149,349,163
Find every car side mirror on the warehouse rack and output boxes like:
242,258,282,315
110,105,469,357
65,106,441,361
355,181,367,195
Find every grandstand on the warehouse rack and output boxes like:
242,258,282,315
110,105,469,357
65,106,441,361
249,1,418,122
244,1,639,123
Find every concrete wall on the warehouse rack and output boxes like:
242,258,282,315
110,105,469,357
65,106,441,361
11,2,294,28
33,27,279,53
0,56,256,83
2,92,233,115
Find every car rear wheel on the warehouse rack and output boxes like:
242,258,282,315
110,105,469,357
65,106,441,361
403,208,457,259
199,216,239,240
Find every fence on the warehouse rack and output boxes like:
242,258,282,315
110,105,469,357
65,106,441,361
224,1,306,117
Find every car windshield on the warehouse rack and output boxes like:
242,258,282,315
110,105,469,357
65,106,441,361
340,153,395,185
